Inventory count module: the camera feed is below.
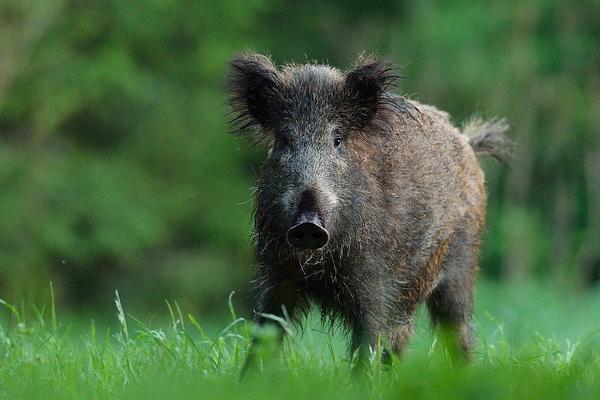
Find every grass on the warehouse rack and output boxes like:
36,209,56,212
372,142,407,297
0,280,599,399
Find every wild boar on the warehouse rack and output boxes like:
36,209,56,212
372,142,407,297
226,52,510,372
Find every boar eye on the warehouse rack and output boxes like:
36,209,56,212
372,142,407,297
333,135,343,148
278,135,289,147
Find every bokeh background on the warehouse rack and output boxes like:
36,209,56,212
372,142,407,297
0,0,599,316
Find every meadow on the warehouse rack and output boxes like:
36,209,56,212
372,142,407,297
1,280,599,400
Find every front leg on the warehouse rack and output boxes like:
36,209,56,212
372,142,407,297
350,301,417,373
240,278,298,380
348,271,408,374
348,258,424,372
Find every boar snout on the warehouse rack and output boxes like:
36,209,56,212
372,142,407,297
285,188,331,250
286,211,330,250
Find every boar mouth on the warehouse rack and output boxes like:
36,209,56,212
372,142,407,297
286,211,330,250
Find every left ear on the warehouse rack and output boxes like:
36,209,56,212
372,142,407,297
343,56,398,128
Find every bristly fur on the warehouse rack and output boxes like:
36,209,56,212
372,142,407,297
463,117,514,166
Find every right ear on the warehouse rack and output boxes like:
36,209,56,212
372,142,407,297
226,52,280,133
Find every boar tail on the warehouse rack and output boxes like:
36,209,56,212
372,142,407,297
463,117,513,166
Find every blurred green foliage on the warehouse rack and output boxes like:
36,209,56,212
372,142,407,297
0,0,599,313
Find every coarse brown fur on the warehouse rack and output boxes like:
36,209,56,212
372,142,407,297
226,52,511,373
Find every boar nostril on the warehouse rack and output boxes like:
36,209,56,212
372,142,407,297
286,212,329,250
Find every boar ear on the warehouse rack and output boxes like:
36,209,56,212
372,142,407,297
343,56,399,128
226,52,281,133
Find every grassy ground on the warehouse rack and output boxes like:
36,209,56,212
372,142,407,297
0,280,599,399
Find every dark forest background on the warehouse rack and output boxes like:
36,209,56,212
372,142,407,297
1,0,599,314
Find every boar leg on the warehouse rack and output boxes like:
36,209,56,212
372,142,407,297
426,224,479,361
351,312,417,370
350,319,389,374
387,318,416,360
427,280,475,361
349,275,416,372
240,279,298,380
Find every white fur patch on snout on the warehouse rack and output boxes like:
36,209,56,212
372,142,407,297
321,185,339,207
281,182,339,216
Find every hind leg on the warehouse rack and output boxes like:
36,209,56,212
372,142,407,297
427,280,475,361
427,223,481,361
